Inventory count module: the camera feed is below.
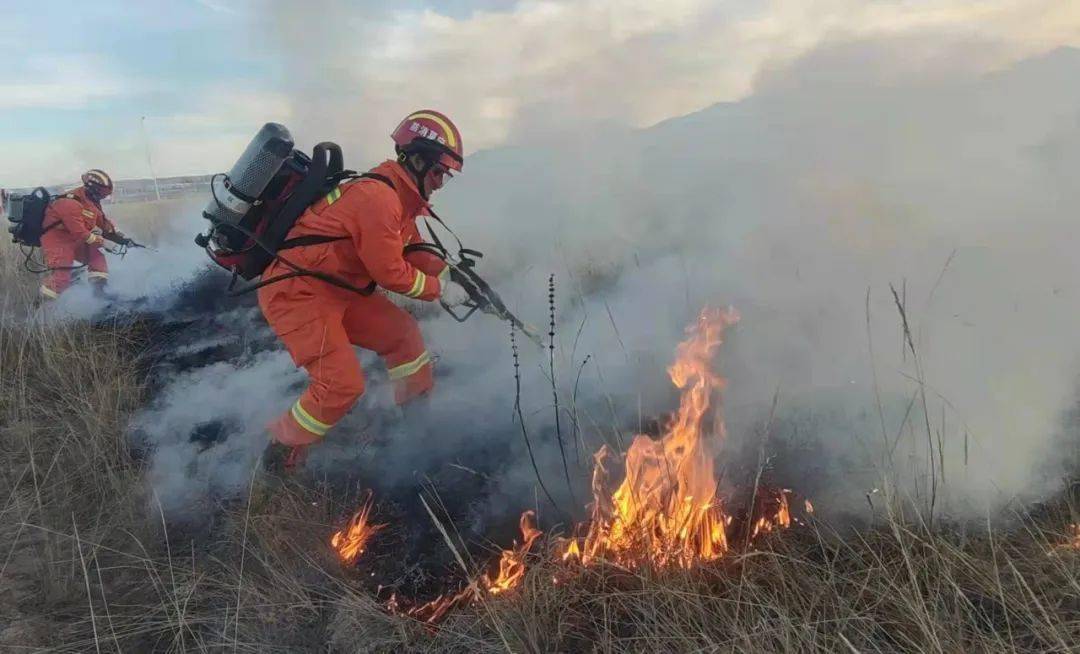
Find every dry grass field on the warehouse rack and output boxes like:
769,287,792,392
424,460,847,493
1,200,1078,653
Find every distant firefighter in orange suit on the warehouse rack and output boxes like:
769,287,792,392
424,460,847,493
39,169,130,300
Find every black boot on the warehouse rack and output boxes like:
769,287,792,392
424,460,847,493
262,442,309,476
399,396,434,442
91,281,117,302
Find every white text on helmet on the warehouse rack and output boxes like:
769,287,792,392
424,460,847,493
408,122,447,145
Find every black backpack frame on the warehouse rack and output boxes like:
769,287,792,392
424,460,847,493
199,142,392,296
7,187,57,247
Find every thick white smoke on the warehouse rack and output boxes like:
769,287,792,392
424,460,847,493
37,196,212,319
423,39,1080,517
122,39,1080,522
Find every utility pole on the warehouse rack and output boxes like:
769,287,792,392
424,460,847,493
141,116,162,201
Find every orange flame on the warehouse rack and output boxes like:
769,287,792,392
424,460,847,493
389,586,472,625
563,307,741,568
750,490,793,539
485,511,543,594
339,305,814,626
1052,524,1080,554
390,510,544,623
330,492,385,565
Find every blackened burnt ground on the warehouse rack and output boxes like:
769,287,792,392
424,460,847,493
111,268,571,600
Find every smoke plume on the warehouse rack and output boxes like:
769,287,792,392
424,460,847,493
114,35,1080,526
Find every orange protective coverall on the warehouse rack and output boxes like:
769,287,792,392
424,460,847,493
39,187,115,299
258,160,449,446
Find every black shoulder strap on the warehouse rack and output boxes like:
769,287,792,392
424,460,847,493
39,190,70,235
227,270,377,297
277,234,346,250
325,170,397,191
277,172,397,252
357,172,395,189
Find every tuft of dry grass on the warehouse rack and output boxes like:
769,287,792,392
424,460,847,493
318,500,1080,654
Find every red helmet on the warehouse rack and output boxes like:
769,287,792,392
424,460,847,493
391,110,464,172
81,169,114,198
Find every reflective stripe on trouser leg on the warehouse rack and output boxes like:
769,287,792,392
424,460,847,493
269,399,332,447
41,237,75,295
42,272,71,295
39,285,59,300
388,351,434,405
288,334,367,431
83,246,108,281
290,398,331,437
259,303,367,452
270,410,322,446
258,280,370,427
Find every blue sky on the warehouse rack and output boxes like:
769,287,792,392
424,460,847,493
1,1,268,185
2,0,1076,187
3,6,253,123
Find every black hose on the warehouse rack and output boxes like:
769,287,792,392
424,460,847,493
20,243,87,275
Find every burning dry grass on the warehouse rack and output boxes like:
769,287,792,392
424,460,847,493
1,258,1079,651
331,491,385,566
557,308,742,570
1051,523,1080,555
322,504,1080,653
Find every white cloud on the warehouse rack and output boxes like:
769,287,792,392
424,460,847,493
4,0,1079,186
193,0,243,15
160,86,294,132
0,54,132,110
0,86,293,187
0,130,249,189
250,0,1080,162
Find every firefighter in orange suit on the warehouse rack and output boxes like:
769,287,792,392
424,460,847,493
259,110,471,469
39,169,128,300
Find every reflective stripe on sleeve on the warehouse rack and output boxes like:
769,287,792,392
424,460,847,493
403,270,427,298
387,351,432,380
